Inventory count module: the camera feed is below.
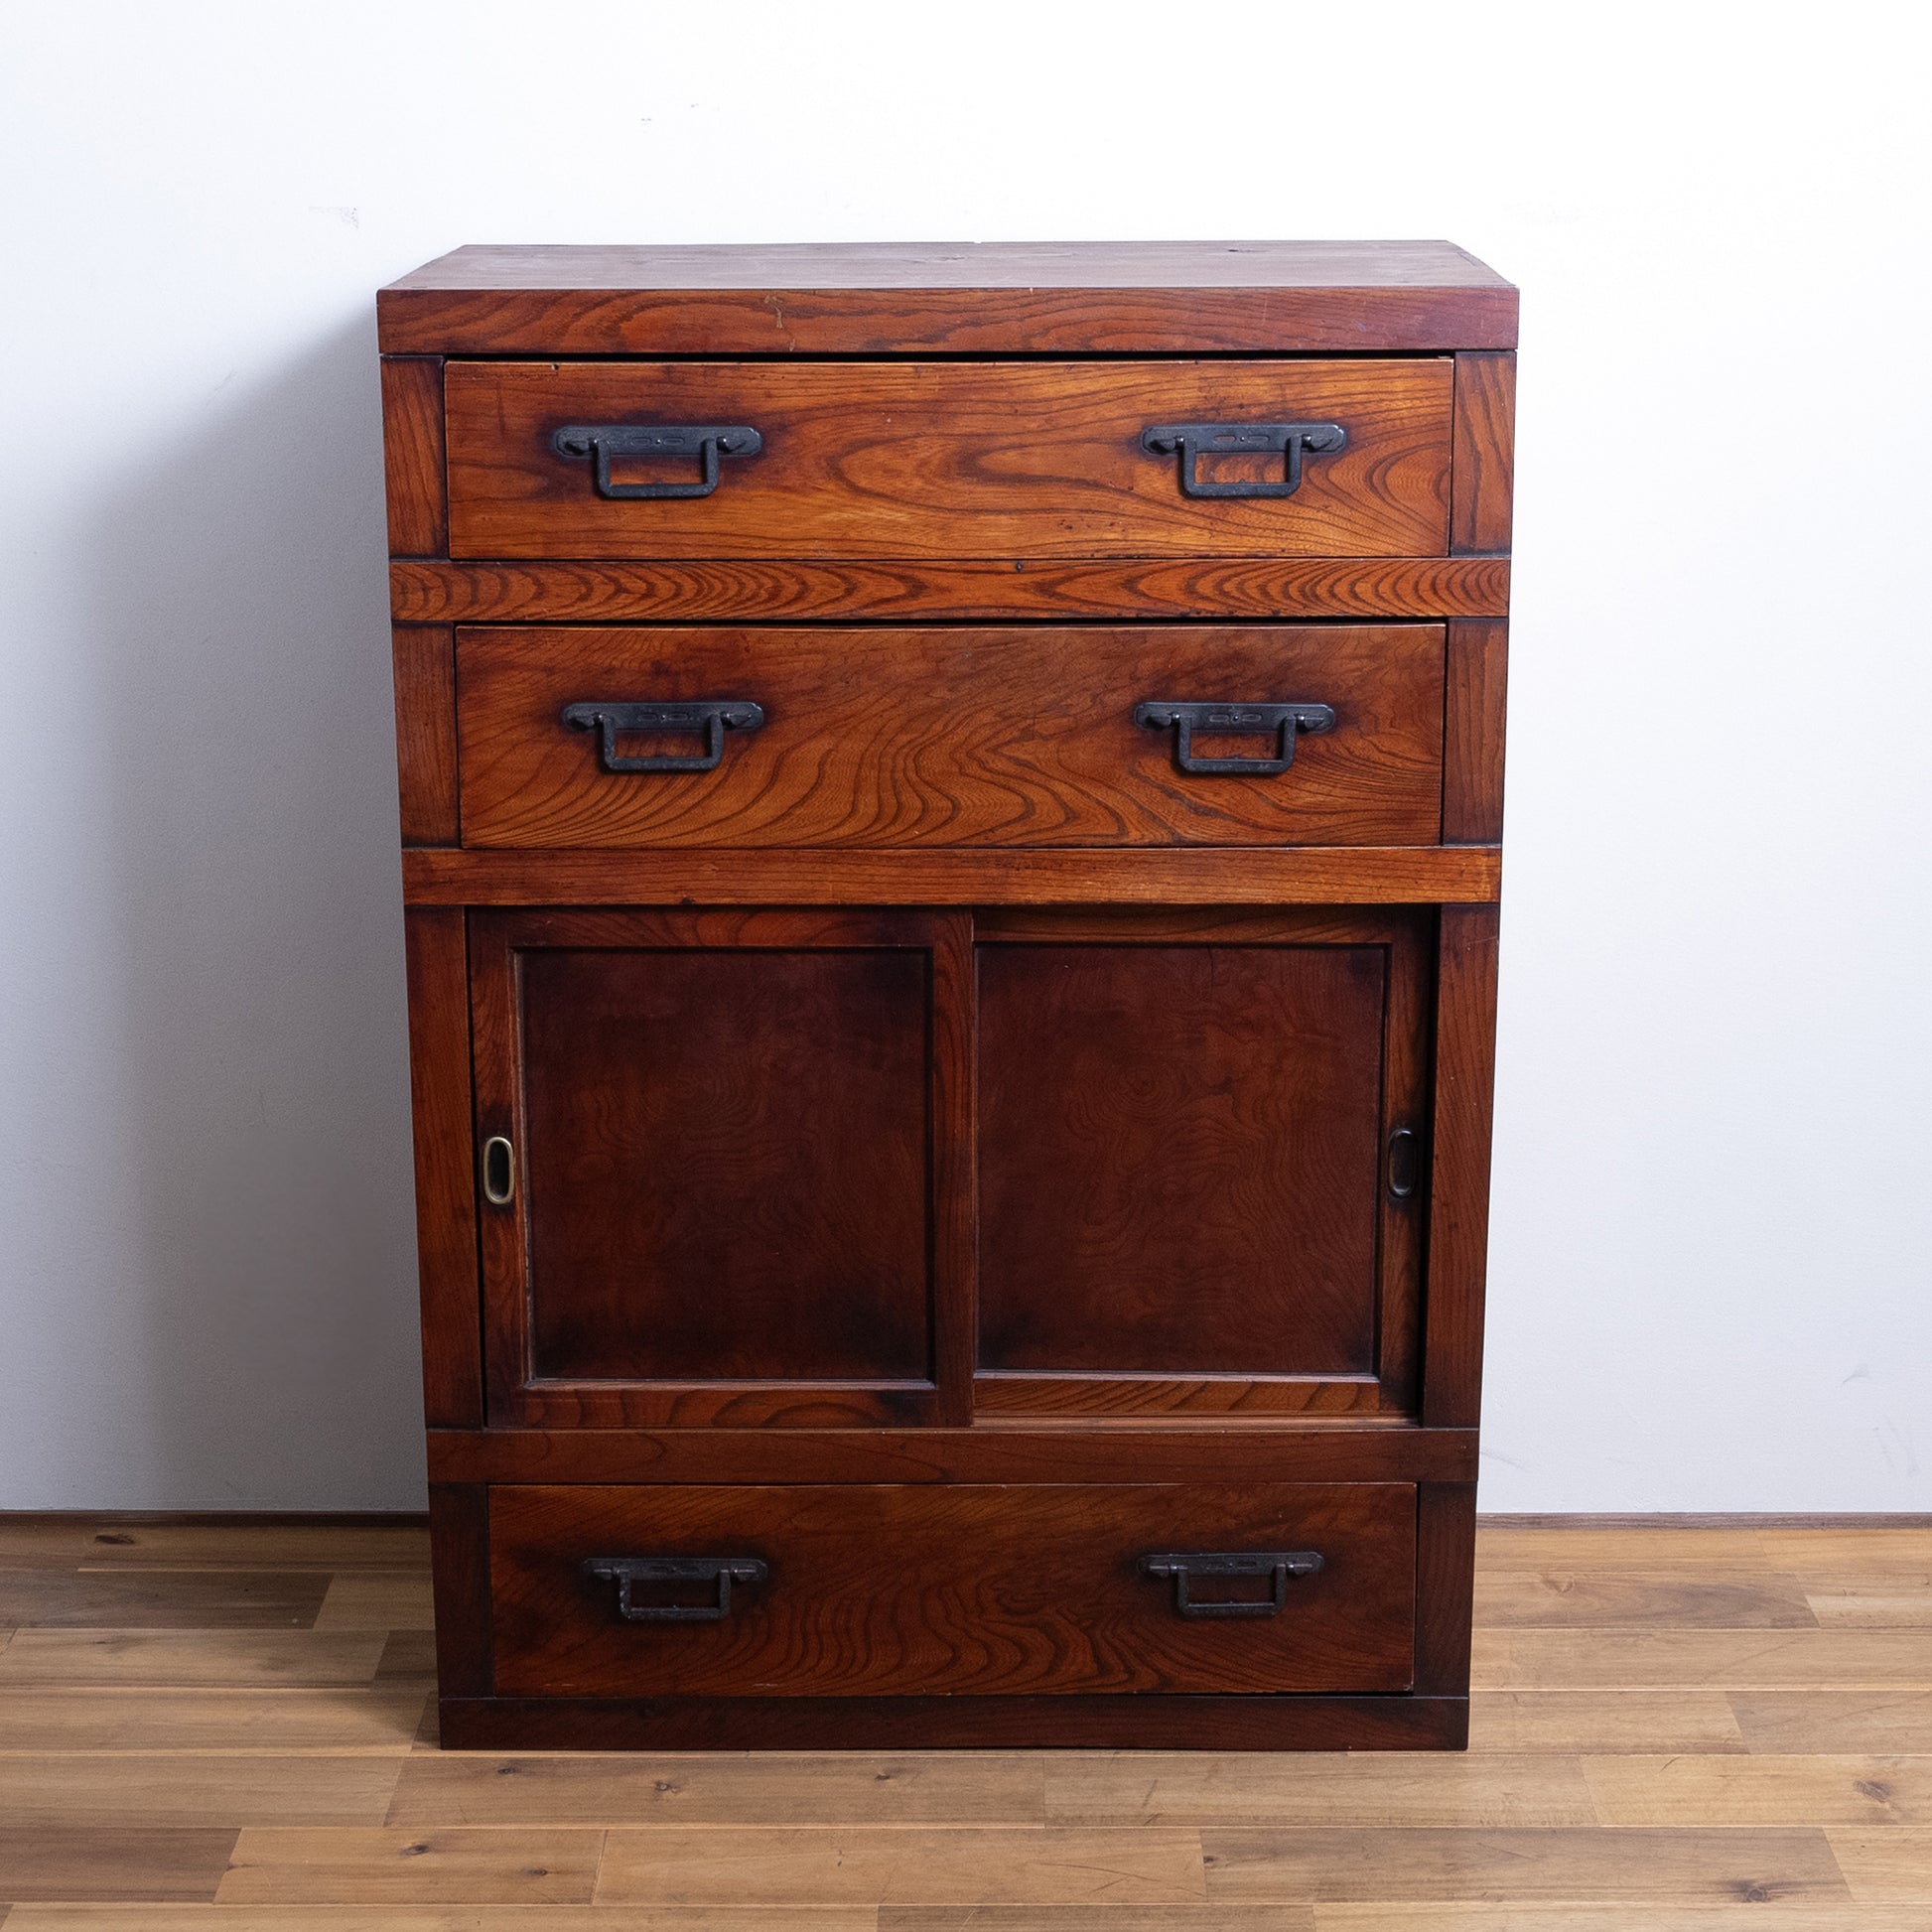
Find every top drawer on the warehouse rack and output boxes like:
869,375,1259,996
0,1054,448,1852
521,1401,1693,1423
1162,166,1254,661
444,359,1451,561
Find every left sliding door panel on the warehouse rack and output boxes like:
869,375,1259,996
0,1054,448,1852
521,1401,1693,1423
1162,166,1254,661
469,908,972,1427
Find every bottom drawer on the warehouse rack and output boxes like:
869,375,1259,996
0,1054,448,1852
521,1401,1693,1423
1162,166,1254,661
488,1482,1416,1698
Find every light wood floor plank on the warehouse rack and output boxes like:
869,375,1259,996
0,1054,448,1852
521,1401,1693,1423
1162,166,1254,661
1470,1689,1745,1752
595,1827,1207,1906
0,1572,329,1631
313,1575,437,1631
1475,1568,1817,1628
0,1752,403,1828
1312,1906,1932,1929
1040,1752,1594,1826
3,1910,881,1931
0,1687,426,1752
1733,1689,1932,1753
1473,1529,1773,1572
1808,1590,1932,1627
1585,1754,1932,1826
1475,1628,1932,1690
0,1827,238,1902
1759,1533,1932,1579
884,1911,1313,1931
1824,1828,1932,1901
214,1827,605,1905
389,1752,1044,1826
1197,1827,1850,1904
0,1525,427,1572
0,1631,387,1689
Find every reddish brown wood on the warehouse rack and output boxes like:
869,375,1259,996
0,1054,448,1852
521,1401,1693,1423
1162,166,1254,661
390,623,458,846
426,1425,1480,1487
444,360,1452,561
456,624,1446,851
975,914,1428,1416
379,239,1517,354
379,354,446,556
427,1482,491,1697
1416,1480,1479,1695
470,908,967,1429
402,845,1503,908
1423,906,1502,1429
1444,619,1509,843
488,1482,1417,1698
402,907,481,1428
929,912,976,1428
392,556,1510,625
440,1691,1467,1751
1451,351,1517,555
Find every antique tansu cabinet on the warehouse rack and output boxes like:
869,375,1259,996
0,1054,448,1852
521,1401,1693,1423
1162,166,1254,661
378,240,1515,1749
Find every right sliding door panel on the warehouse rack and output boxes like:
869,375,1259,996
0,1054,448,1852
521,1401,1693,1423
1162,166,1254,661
974,908,1430,1419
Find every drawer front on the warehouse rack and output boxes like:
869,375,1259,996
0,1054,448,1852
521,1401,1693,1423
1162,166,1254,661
457,624,1445,849
445,359,1451,561
490,1482,1417,1697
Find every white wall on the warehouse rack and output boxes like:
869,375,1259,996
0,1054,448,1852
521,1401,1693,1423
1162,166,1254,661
2,0,1927,1510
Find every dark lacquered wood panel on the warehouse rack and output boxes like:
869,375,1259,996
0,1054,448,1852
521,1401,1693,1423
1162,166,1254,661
378,354,446,556
426,1425,1480,1487
444,360,1452,561
393,556,1510,624
976,911,1430,1414
456,624,1445,851
380,238,1517,354
1444,618,1509,843
427,1482,491,1697
390,623,459,846
401,908,482,1428
489,1482,1417,1699
470,908,966,1429
405,844,1502,909
1451,351,1517,555
1416,1481,1479,1696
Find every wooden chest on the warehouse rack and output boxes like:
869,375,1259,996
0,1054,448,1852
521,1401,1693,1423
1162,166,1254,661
378,240,1514,1749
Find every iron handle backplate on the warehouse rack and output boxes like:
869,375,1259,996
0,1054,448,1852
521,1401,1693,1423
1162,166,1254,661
1135,701,1335,775
1141,420,1346,498
562,700,765,773
1387,1126,1424,1201
1140,1551,1324,1618
585,1557,768,1623
550,423,762,499
481,1135,514,1207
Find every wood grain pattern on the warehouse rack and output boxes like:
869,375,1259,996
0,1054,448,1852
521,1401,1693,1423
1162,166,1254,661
444,361,1452,562
401,907,481,1429
0,1827,240,1903
1417,1484,1479,1697
392,555,1511,624
401,845,1503,908
1424,906,1501,1428
215,1826,604,1904
390,624,459,846
1451,350,1517,555
487,1483,1417,1699
378,238,1517,354
424,1425,1479,1488
455,624,1447,851
1443,619,1508,844
379,355,446,557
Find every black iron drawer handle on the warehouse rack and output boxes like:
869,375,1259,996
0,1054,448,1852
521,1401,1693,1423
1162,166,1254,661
1136,701,1335,775
1141,1551,1324,1618
585,1557,768,1622
562,700,765,773
551,423,762,499
1141,421,1346,498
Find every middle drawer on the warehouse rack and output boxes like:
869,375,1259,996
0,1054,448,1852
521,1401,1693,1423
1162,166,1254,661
457,623,1446,848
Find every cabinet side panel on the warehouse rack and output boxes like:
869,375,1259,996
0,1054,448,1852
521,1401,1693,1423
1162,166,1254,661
1415,1479,1477,1699
1423,906,1500,1428
392,623,459,846
404,906,483,1427
428,1482,491,1698
381,354,448,557
1449,351,1515,556
1443,619,1508,844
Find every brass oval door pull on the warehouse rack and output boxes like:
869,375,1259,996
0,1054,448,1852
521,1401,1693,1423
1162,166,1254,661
586,1557,769,1622
550,423,763,499
1141,420,1346,498
481,1135,515,1207
1135,701,1336,775
1140,1551,1324,1618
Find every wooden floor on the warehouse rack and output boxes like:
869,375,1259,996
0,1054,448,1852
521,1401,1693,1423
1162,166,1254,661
0,1518,1927,1927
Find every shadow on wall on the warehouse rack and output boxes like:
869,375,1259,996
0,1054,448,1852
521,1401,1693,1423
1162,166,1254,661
82,314,427,1508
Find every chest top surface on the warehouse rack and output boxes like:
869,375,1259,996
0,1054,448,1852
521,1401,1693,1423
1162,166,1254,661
378,238,1516,357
